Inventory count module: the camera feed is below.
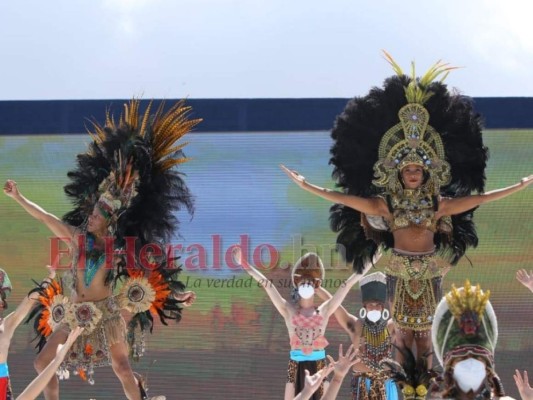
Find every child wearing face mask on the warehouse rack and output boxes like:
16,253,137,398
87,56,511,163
318,270,398,399
236,249,375,400
431,280,516,399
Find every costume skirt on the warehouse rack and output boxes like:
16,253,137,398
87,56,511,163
351,372,398,400
385,250,446,331
287,358,326,399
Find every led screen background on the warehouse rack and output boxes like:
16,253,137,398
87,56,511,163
0,129,531,399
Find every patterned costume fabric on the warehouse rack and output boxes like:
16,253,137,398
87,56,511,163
287,359,326,400
431,281,508,399
354,272,398,400
26,100,200,382
385,250,446,331
290,312,329,355
328,55,487,272
287,306,328,399
56,297,126,382
351,373,398,400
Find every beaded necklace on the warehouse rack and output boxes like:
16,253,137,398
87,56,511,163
389,188,436,228
84,234,106,287
361,318,391,371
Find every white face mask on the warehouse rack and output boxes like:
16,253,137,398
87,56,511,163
452,358,486,393
366,310,382,323
298,283,315,299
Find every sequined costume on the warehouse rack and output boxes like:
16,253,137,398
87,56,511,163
328,56,487,351
26,100,200,386
329,54,487,272
385,250,446,332
287,310,329,400
374,191,452,235
351,320,398,400
55,297,126,382
352,272,398,400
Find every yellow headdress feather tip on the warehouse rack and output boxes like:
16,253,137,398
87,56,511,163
445,280,491,321
382,52,458,105
382,49,403,77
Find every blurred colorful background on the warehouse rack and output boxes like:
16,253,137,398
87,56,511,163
0,128,531,399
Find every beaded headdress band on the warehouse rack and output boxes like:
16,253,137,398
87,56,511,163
373,52,454,195
359,271,387,303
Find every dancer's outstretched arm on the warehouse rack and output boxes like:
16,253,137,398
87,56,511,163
516,269,533,293
173,290,197,306
292,363,334,400
319,252,380,319
3,180,75,240
321,344,360,400
3,266,56,337
234,248,289,319
514,370,533,400
439,175,532,217
280,165,388,216
317,286,357,337
16,327,83,400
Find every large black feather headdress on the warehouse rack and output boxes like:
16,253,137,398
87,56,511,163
26,100,201,370
330,54,488,272
63,99,200,248
62,99,201,329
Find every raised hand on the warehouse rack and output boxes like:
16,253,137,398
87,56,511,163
327,344,360,379
280,164,307,188
516,269,533,293
372,250,383,265
45,264,57,280
514,370,533,400
520,175,533,187
56,327,84,357
233,247,243,266
301,364,334,398
232,246,250,270
174,291,197,307
3,179,20,198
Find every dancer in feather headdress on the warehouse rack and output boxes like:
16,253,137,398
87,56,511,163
281,52,532,366
430,281,515,399
4,99,200,400
379,345,438,400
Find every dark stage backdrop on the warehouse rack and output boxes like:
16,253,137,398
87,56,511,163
0,127,532,399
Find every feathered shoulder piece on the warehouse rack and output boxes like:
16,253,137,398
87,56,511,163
63,99,201,247
59,99,201,354
380,346,440,399
329,52,488,272
26,278,67,352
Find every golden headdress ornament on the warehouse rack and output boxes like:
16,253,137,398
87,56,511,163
432,280,497,370
445,280,491,322
373,52,457,195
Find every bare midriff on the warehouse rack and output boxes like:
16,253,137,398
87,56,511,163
70,262,113,303
392,227,435,253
